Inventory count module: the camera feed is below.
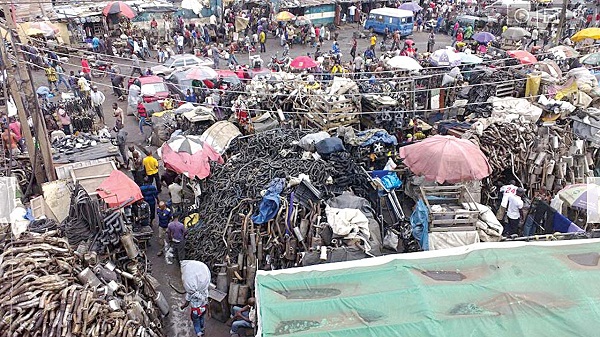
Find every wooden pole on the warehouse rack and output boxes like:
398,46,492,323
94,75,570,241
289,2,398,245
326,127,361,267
0,26,45,184
1,3,56,182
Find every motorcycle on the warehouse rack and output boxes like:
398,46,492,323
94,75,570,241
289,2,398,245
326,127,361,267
90,56,109,78
267,52,290,72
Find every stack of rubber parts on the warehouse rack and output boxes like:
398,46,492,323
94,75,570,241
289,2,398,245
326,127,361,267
28,218,58,233
98,210,125,247
186,129,343,271
61,184,101,246
0,230,165,336
52,134,102,157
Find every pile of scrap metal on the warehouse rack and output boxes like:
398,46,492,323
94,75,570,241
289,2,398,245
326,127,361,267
50,131,120,164
2,184,171,335
462,120,592,204
185,129,407,293
0,227,165,337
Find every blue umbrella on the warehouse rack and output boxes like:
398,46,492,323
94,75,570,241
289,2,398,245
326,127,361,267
472,32,495,44
399,2,422,12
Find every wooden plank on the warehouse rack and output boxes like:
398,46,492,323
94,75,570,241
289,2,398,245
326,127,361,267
430,226,477,232
431,218,478,225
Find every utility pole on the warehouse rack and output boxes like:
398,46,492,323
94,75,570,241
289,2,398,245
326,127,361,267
555,0,568,45
0,28,45,184
1,4,56,182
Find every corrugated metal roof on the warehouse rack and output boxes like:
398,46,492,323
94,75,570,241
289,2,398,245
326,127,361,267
279,0,335,8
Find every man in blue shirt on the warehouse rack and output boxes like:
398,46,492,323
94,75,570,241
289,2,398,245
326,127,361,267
156,201,172,256
184,89,196,103
92,36,100,53
167,213,187,262
140,177,159,223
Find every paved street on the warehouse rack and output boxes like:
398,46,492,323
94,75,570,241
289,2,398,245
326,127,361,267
30,24,451,337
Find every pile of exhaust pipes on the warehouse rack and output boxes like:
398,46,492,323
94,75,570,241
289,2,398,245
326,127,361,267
0,186,167,337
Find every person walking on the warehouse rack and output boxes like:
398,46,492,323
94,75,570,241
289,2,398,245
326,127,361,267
81,58,91,80
350,36,357,59
143,148,161,193
55,63,70,91
129,146,145,186
131,54,142,77
112,102,125,129
44,64,59,92
259,29,266,53
167,214,187,261
528,27,539,48
427,31,435,53
116,124,128,167
168,178,183,214
156,201,172,256
90,86,106,124
211,44,220,69
137,101,152,135
504,188,525,236
142,36,151,59
179,264,210,337
141,177,159,223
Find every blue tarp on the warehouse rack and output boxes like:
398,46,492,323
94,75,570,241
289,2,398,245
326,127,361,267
359,130,398,147
410,199,429,250
370,170,402,191
251,178,286,225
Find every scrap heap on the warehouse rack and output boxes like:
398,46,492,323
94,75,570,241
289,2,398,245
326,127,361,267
0,186,166,336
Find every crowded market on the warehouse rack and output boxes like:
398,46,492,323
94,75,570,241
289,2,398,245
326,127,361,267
3,0,600,335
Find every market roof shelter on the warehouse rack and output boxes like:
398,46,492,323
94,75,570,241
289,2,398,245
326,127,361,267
256,240,600,336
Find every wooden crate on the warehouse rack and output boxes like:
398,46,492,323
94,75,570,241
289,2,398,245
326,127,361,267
420,185,480,232
303,98,360,130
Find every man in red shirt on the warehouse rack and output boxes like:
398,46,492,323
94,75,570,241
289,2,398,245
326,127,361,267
81,58,91,80
2,126,20,156
8,117,24,152
586,14,593,28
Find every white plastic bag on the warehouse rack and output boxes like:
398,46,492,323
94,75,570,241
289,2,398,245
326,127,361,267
164,243,174,265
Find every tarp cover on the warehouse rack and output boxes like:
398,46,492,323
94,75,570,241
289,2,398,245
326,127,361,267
256,239,600,337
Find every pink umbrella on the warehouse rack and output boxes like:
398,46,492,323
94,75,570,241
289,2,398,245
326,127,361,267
290,56,318,69
507,50,538,65
398,135,491,184
159,135,223,179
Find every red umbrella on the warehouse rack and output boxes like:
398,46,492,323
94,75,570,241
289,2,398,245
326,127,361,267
398,135,491,184
96,170,143,207
159,135,223,179
290,56,318,69
102,1,137,19
507,50,537,65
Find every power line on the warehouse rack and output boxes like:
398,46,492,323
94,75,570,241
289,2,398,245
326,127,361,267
22,56,594,117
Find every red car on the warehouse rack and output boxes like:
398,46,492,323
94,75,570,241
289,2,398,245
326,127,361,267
129,75,169,103
202,70,243,90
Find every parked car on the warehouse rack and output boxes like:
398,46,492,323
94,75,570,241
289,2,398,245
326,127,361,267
528,8,574,28
165,68,208,101
129,75,170,102
150,54,214,76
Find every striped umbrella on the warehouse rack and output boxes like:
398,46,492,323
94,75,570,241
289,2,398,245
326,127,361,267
102,1,137,19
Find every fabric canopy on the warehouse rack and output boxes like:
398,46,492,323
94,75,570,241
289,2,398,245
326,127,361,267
257,239,600,337
290,56,318,69
159,135,224,179
399,135,491,183
96,170,142,207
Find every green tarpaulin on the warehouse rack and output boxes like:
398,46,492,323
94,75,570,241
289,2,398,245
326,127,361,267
256,240,600,336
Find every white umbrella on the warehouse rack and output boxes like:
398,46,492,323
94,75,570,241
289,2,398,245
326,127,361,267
185,66,218,81
457,52,483,64
429,49,461,67
387,56,423,71
181,0,203,14
165,135,207,155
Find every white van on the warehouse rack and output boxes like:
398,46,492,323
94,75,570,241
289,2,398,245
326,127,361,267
487,0,532,16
